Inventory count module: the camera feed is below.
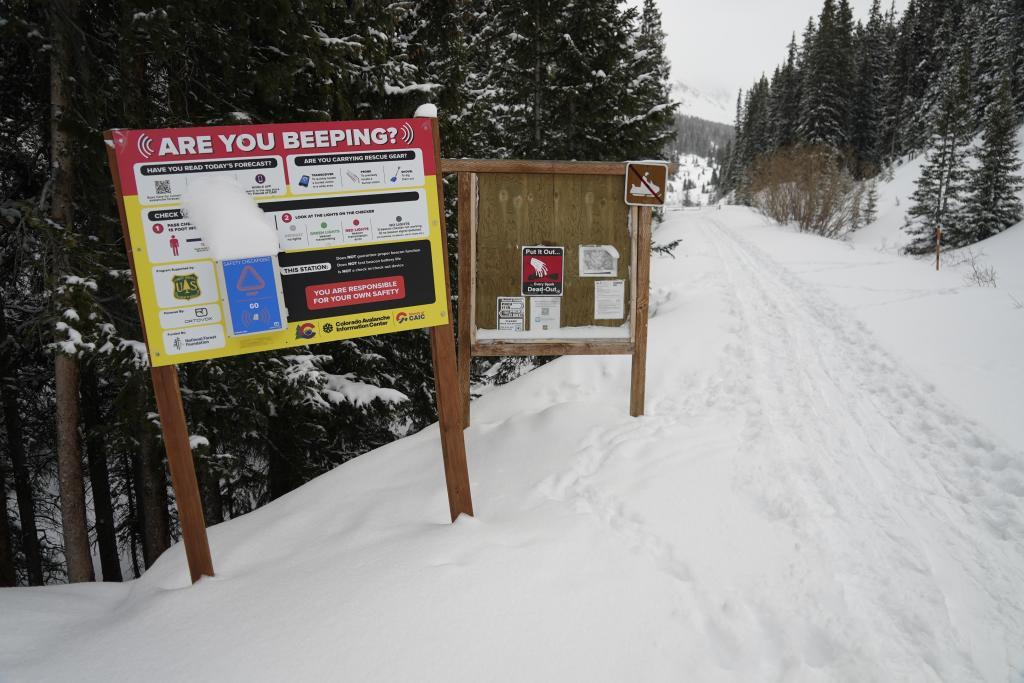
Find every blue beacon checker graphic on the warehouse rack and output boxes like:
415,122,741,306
221,256,283,335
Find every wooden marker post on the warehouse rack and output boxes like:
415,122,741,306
936,226,942,271
423,118,474,520
103,133,214,583
630,206,653,417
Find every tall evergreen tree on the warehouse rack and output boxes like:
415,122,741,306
850,0,891,173
903,40,974,252
619,0,678,159
771,35,803,149
963,72,1024,241
799,0,853,149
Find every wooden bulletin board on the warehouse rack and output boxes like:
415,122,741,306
443,159,663,426
474,173,632,332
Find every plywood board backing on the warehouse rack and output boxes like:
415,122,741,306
475,173,631,331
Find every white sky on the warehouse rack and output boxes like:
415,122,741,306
654,0,909,99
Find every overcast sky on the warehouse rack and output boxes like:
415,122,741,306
655,0,909,99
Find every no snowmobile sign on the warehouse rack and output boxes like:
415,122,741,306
624,161,668,207
522,246,564,296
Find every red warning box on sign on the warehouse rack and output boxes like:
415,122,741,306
522,246,564,296
306,276,406,310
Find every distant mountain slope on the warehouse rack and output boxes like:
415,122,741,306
665,114,734,160
671,81,734,124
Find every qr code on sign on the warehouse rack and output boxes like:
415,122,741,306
154,179,171,195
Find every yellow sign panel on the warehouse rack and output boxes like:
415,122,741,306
108,119,448,367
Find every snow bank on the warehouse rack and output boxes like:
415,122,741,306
413,103,438,119
183,178,278,260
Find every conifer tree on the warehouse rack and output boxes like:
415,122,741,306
850,0,891,173
963,72,1024,241
619,0,678,159
799,0,853,149
904,40,974,252
771,35,803,149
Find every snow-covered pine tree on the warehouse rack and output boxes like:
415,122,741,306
863,179,879,225
1014,0,1024,116
971,0,1020,123
618,0,677,160
798,0,853,149
904,0,969,150
962,72,1024,242
770,35,803,149
722,90,745,195
850,0,892,174
903,39,974,253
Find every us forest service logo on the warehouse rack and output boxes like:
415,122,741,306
172,273,201,301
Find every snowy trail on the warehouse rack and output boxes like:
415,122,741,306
536,210,1024,680
2,207,1023,682
698,215,1024,679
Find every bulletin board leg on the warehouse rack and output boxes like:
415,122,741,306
150,364,214,583
430,324,475,520
630,207,653,417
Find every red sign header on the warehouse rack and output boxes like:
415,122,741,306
110,118,437,195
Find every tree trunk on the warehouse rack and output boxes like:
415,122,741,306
135,409,169,568
532,0,543,148
81,367,122,582
0,465,16,586
267,414,301,501
197,442,223,526
50,0,93,584
121,450,142,578
55,355,94,582
0,299,44,585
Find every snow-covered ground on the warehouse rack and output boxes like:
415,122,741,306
667,154,718,207
2,202,1022,681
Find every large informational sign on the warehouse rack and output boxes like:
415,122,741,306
109,119,448,366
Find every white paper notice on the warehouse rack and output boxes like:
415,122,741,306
530,296,561,331
497,296,526,332
594,280,625,320
579,245,620,277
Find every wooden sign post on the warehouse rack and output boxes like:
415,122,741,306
445,159,672,426
105,116,471,583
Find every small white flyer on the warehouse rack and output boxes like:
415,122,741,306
530,296,561,332
579,245,620,277
594,280,625,320
496,296,526,332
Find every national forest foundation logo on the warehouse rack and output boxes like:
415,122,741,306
172,273,201,301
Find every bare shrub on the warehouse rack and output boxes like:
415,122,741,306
945,248,998,287
957,248,998,288
745,146,867,239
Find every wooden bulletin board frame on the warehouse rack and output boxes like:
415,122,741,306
442,159,659,426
